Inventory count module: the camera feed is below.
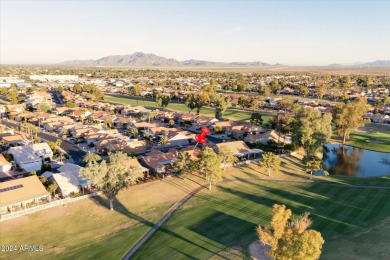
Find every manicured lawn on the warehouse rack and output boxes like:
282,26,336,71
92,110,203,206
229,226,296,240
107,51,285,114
133,178,390,259
104,94,274,123
332,124,390,153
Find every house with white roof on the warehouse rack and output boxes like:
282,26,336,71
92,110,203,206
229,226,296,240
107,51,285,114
50,172,80,197
7,143,53,172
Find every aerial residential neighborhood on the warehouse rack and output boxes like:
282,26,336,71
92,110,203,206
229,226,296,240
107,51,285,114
0,1,389,260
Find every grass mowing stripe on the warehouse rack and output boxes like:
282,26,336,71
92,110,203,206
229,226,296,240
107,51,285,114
340,188,381,232
363,189,390,222
323,188,364,234
326,188,364,233
313,187,360,234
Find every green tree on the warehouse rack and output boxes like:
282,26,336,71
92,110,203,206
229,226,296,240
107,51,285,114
128,127,139,137
315,82,327,100
250,113,264,126
217,145,237,170
159,135,170,145
292,107,332,157
41,164,52,173
185,93,197,113
80,152,144,210
269,79,280,94
48,140,62,158
257,204,324,260
129,85,142,96
299,84,309,97
156,93,171,109
83,152,101,165
7,87,19,104
65,101,76,108
258,152,281,177
29,170,37,176
213,94,231,119
197,147,223,190
37,102,51,112
54,86,64,93
339,76,351,89
238,96,250,109
333,98,369,144
302,155,322,180
39,176,48,186
175,151,193,176
73,84,82,94
168,119,175,127
47,182,58,195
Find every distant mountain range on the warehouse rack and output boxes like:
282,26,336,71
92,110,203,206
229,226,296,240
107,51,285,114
58,52,274,67
58,52,390,67
328,60,390,67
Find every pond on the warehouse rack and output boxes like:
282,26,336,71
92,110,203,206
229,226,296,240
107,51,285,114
323,144,390,177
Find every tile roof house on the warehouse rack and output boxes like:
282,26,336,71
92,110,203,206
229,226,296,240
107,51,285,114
1,133,31,146
139,150,178,174
371,114,389,123
214,141,263,160
0,175,50,214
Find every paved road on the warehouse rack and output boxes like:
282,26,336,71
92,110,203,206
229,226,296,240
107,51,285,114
1,120,86,166
50,91,64,105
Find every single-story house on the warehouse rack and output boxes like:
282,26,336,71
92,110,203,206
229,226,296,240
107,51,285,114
214,141,263,160
7,143,53,172
50,171,80,197
139,150,178,174
0,175,50,214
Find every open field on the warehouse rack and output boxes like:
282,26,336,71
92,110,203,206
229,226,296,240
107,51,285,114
133,174,390,259
332,123,390,153
105,94,275,123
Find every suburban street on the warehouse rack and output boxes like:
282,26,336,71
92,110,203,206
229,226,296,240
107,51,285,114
1,120,87,165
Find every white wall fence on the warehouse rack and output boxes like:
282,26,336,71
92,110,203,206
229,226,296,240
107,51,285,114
0,192,99,222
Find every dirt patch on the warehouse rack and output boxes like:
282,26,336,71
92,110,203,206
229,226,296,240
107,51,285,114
249,241,272,260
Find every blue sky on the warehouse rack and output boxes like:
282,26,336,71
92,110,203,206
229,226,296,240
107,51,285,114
1,0,389,65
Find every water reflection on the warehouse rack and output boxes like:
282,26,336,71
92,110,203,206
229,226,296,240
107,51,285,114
323,144,390,177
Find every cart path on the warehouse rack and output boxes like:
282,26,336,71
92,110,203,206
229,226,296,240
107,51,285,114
122,176,390,259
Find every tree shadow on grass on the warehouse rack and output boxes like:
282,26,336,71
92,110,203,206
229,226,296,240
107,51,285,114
189,210,257,255
90,195,227,259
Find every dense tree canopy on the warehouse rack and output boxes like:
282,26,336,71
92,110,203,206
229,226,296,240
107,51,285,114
292,107,332,157
333,98,369,144
81,152,144,210
257,204,324,260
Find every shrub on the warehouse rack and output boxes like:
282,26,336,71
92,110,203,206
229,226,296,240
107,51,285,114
41,164,52,173
47,182,58,195
39,176,48,186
